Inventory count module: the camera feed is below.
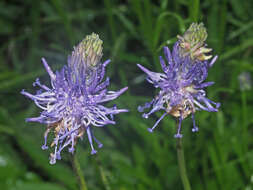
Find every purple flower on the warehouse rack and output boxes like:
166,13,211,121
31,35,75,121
138,23,220,138
21,33,128,164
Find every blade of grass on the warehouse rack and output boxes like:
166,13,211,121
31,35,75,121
188,0,199,22
153,11,185,49
50,0,74,44
104,0,116,42
220,39,253,61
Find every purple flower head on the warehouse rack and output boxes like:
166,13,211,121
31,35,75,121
21,33,128,164
138,23,220,138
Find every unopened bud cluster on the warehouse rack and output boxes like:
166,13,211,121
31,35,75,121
177,23,212,61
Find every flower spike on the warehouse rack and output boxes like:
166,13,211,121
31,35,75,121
21,33,128,164
138,23,220,137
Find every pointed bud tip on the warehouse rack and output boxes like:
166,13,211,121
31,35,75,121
79,33,103,63
70,33,104,71
177,23,213,61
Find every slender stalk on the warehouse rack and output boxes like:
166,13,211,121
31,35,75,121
95,155,111,190
241,91,248,146
177,138,191,190
240,91,250,176
72,154,88,190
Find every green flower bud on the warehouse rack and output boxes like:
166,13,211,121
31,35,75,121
77,33,103,67
69,33,103,83
182,23,207,47
177,23,211,61
71,33,103,69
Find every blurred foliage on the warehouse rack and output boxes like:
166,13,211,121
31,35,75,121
0,0,253,189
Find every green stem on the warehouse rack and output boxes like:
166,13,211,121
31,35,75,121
240,91,250,176
177,138,191,190
241,91,247,141
95,155,111,190
72,154,88,190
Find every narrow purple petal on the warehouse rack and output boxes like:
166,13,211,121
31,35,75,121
42,58,56,81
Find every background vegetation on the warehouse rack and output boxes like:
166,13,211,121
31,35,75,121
0,0,252,189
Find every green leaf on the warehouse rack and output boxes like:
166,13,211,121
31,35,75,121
11,182,67,190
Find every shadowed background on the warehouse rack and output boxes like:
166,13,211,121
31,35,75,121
0,0,252,189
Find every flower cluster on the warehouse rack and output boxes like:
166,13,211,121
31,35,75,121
21,33,128,164
138,23,220,138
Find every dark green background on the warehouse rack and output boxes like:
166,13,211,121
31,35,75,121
0,0,252,189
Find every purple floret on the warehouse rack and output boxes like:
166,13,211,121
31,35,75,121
21,54,128,164
137,42,220,138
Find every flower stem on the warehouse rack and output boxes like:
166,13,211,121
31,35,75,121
95,155,111,190
72,154,88,190
241,91,248,149
177,138,191,190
